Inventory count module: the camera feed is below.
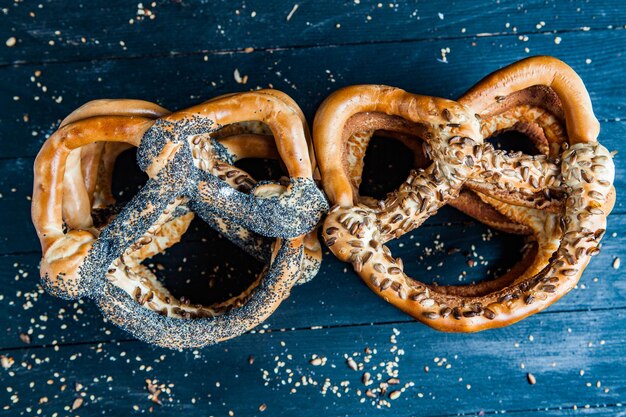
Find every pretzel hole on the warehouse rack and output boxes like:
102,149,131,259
235,159,286,184
213,121,290,186
486,130,542,156
147,219,264,307
386,221,532,295
343,113,431,204
108,214,266,317
481,85,566,157
109,147,147,200
359,133,431,202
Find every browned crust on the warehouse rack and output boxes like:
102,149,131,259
315,56,614,332
448,190,531,235
459,56,599,144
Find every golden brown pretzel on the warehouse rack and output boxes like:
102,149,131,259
32,90,328,348
449,84,567,234
315,56,615,331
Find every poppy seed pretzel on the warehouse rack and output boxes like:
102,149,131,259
79,108,323,284
77,131,316,283
32,90,328,348
315,57,615,331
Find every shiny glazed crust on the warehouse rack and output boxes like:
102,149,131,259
314,56,615,332
32,90,328,348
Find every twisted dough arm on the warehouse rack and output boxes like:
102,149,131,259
193,130,322,283
466,145,563,211
171,90,314,178
152,91,327,239
449,83,568,229
459,55,599,144
58,100,171,231
314,84,481,207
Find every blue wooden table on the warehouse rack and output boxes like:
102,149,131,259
1,1,625,416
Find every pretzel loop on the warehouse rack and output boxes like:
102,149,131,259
316,57,615,331
35,116,157,299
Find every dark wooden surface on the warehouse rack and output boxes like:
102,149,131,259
1,1,625,416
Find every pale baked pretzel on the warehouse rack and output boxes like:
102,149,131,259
32,90,328,348
315,57,615,331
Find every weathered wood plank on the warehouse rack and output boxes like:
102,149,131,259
1,309,624,416
2,2,625,416
1,29,624,159
2,211,624,350
1,0,624,65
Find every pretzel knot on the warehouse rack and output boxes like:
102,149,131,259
315,57,615,331
32,90,328,348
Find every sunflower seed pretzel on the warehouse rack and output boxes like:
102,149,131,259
314,56,615,331
32,91,328,348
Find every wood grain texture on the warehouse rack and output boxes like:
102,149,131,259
2,30,626,159
1,309,625,416
1,1,624,416
2,0,624,65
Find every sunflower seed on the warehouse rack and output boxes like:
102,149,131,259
380,279,392,291
420,298,435,308
483,308,496,320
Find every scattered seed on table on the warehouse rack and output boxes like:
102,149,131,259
1,355,14,369
389,390,401,400
71,397,83,411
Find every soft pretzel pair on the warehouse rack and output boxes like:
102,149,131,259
32,56,615,348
